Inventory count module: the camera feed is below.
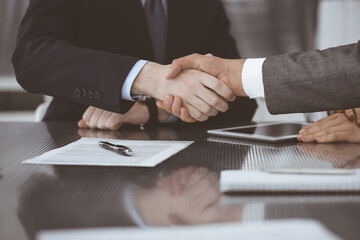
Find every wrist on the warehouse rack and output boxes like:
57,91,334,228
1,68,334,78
228,59,247,96
123,102,150,124
131,62,169,99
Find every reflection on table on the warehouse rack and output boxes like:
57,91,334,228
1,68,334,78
0,122,359,240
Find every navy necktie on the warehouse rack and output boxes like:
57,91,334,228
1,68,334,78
145,0,167,64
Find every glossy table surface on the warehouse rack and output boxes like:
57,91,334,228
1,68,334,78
1,122,360,240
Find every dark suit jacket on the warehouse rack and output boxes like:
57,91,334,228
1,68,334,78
263,41,360,114
12,0,256,125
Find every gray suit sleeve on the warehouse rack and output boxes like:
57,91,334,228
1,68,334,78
263,41,360,114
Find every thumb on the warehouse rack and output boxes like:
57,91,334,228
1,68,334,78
166,53,203,79
78,119,88,128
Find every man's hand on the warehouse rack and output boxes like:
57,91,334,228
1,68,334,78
78,102,171,130
298,113,360,143
131,62,236,122
167,54,247,96
329,108,360,124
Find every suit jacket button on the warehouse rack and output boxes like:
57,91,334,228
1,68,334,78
94,91,102,100
81,88,87,98
87,90,94,99
74,88,81,98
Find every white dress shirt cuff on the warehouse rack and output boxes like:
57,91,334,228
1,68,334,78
122,60,148,101
242,58,266,99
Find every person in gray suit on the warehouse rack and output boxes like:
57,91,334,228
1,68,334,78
164,41,360,114
156,41,360,143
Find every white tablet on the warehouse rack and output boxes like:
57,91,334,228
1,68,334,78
207,122,305,142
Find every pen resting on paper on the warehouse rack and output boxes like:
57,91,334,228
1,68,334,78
98,141,133,157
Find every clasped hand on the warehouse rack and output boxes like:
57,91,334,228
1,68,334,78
156,54,244,122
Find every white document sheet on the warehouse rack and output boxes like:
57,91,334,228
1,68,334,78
22,138,193,167
36,220,340,240
221,169,360,193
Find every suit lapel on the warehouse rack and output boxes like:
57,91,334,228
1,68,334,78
111,0,154,60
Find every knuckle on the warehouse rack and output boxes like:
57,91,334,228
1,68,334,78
192,111,202,120
222,102,229,112
200,115,209,122
210,109,218,117
203,105,213,115
105,121,115,130
213,80,222,89
82,112,91,121
83,118,90,126
209,97,221,106
97,122,105,130
89,120,97,129
226,92,234,100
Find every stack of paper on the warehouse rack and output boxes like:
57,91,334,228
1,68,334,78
37,220,340,240
220,170,360,193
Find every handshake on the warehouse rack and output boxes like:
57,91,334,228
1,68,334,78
79,53,360,144
132,54,246,122
78,54,243,130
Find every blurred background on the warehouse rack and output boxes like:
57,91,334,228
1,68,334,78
0,0,359,122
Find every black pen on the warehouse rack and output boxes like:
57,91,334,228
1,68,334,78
98,141,133,157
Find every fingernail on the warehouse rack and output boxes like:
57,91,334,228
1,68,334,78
316,137,321,141
168,67,172,74
164,96,170,105
298,134,303,140
299,129,306,134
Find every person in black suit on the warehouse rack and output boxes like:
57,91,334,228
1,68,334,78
12,0,257,129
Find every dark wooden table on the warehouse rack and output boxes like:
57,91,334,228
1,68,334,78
1,122,360,240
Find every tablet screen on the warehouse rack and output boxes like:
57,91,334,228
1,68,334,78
223,123,303,137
